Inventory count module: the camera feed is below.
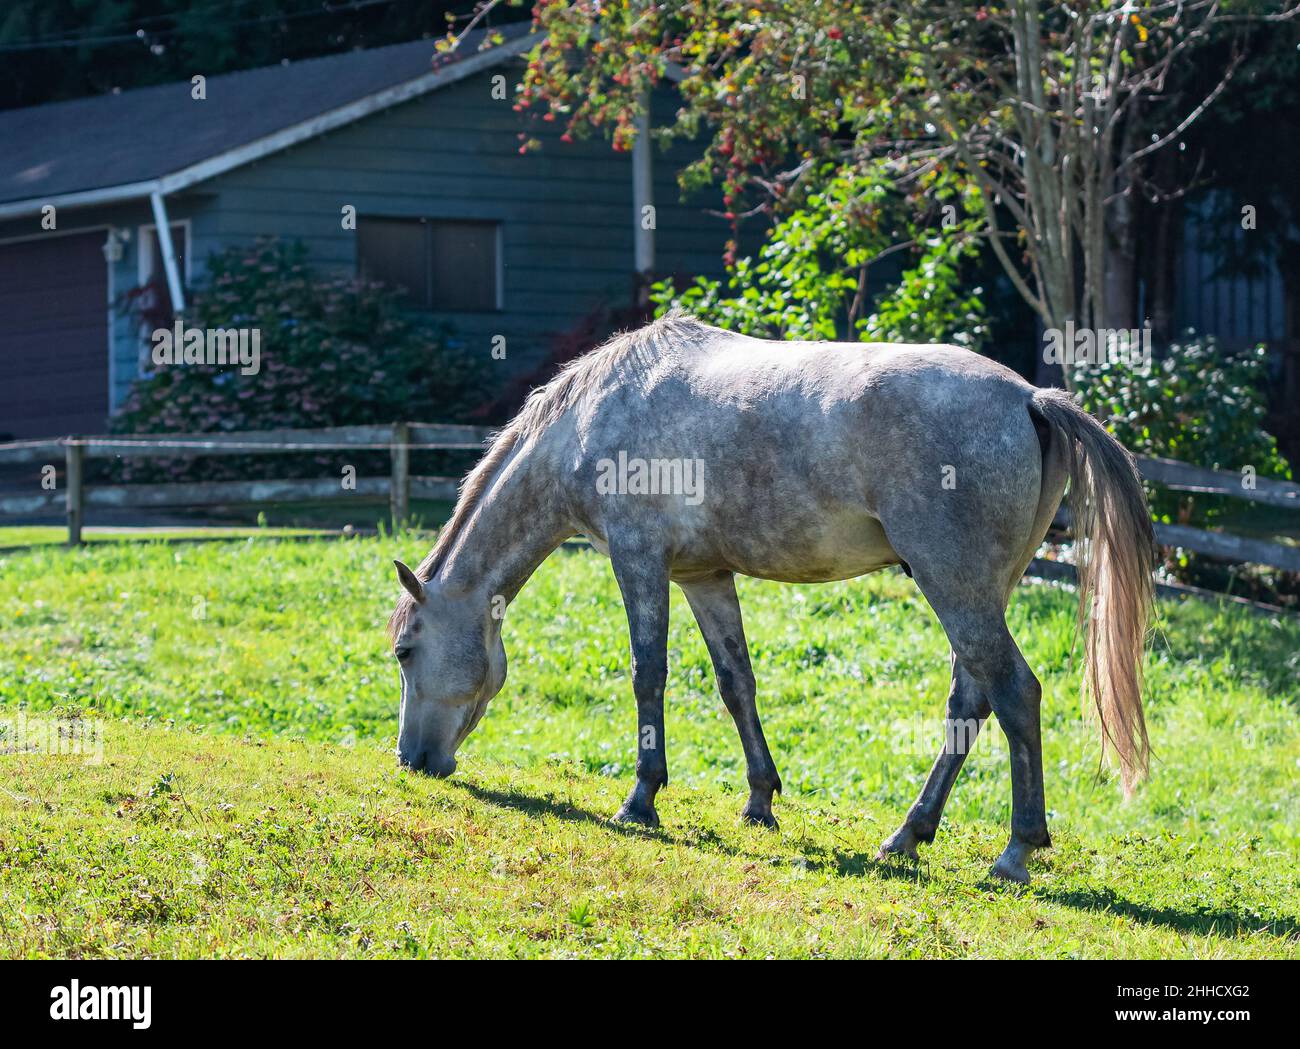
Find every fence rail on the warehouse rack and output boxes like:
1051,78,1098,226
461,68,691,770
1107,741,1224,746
0,424,490,463
1136,456,1300,510
0,424,1295,582
0,423,491,542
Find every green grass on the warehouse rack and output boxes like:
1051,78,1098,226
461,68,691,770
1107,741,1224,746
1,530,1297,957
0,525,331,548
1,724,1295,958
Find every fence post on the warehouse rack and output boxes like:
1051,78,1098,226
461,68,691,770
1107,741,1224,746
65,438,84,546
390,422,410,531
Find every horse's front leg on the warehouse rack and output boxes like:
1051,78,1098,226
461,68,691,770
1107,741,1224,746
608,542,670,828
681,572,782,828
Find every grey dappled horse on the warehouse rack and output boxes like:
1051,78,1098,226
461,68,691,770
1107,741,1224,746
388,313,1154,883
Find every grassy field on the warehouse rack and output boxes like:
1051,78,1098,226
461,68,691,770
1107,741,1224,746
1,530,1297,958
0,525,331,548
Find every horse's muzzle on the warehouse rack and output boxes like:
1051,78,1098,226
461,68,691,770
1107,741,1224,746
399,751,457,778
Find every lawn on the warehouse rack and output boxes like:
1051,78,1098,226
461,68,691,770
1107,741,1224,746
0,525,331,549
1,530,1297,958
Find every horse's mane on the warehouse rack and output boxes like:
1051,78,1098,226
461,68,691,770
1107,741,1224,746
388,310,710,637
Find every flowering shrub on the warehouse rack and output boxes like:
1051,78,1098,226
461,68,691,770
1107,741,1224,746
111,239,488,481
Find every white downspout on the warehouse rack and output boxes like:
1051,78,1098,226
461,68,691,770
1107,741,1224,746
149,189,186,315
632,92,655,298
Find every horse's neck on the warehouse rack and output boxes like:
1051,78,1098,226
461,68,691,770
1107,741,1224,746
437,439,574,606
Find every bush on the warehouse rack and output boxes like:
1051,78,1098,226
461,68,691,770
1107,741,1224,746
112,239,489,481
1072,333,1291,525
650,162,987,349
1072,333,1295,603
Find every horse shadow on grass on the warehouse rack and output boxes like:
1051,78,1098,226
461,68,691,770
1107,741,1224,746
453,781,618,829
1036,884,1300,942
450,782,1297,940
830,850,935,884
453,781,746,854
453,779,892,871
835,851,1298,939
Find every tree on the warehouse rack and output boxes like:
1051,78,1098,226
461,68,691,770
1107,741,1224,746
454,0,1294,384
914,0,1294,337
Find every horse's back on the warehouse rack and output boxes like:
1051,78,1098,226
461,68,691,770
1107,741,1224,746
568,327,1052,585
674,332,1044,504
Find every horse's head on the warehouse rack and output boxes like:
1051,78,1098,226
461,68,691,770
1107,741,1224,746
389,560,506,777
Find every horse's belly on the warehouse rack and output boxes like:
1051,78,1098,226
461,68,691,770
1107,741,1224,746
672,509,901,584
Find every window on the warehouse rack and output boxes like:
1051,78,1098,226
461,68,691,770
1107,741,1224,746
358,217,501,311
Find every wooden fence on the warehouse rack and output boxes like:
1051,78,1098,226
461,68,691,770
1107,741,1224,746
0,423,492,542
0,425,1296,580
1131,457,1298,574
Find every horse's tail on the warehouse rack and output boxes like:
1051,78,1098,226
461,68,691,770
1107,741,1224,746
1030,387,1155,795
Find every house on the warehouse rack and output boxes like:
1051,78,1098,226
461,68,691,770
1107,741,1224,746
0,24,725,439
2,24,1294,447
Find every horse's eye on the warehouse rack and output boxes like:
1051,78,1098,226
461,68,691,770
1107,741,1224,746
394,646,413,663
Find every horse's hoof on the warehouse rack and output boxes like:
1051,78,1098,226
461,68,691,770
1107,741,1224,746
612,803,660,829
741,806,779,830
876,826,920,862
990,852,1031,884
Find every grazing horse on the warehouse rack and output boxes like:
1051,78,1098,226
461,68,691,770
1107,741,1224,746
388,312,1154,883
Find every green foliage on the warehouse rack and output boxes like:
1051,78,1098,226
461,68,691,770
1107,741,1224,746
518,0,993,303
114,239,486,439
1072,333,1291,526
651,163,986,348
861,234,986,348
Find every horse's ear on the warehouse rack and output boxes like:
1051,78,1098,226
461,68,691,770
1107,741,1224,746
394,560,426,604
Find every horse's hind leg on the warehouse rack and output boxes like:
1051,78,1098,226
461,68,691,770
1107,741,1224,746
981,643,1050,882
681,572,782,828
877,655,991,860
881,582,1049,883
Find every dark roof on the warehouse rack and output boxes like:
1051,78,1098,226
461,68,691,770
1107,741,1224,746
0,24,533,206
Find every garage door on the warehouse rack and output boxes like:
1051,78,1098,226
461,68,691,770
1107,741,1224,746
0,231,108,439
